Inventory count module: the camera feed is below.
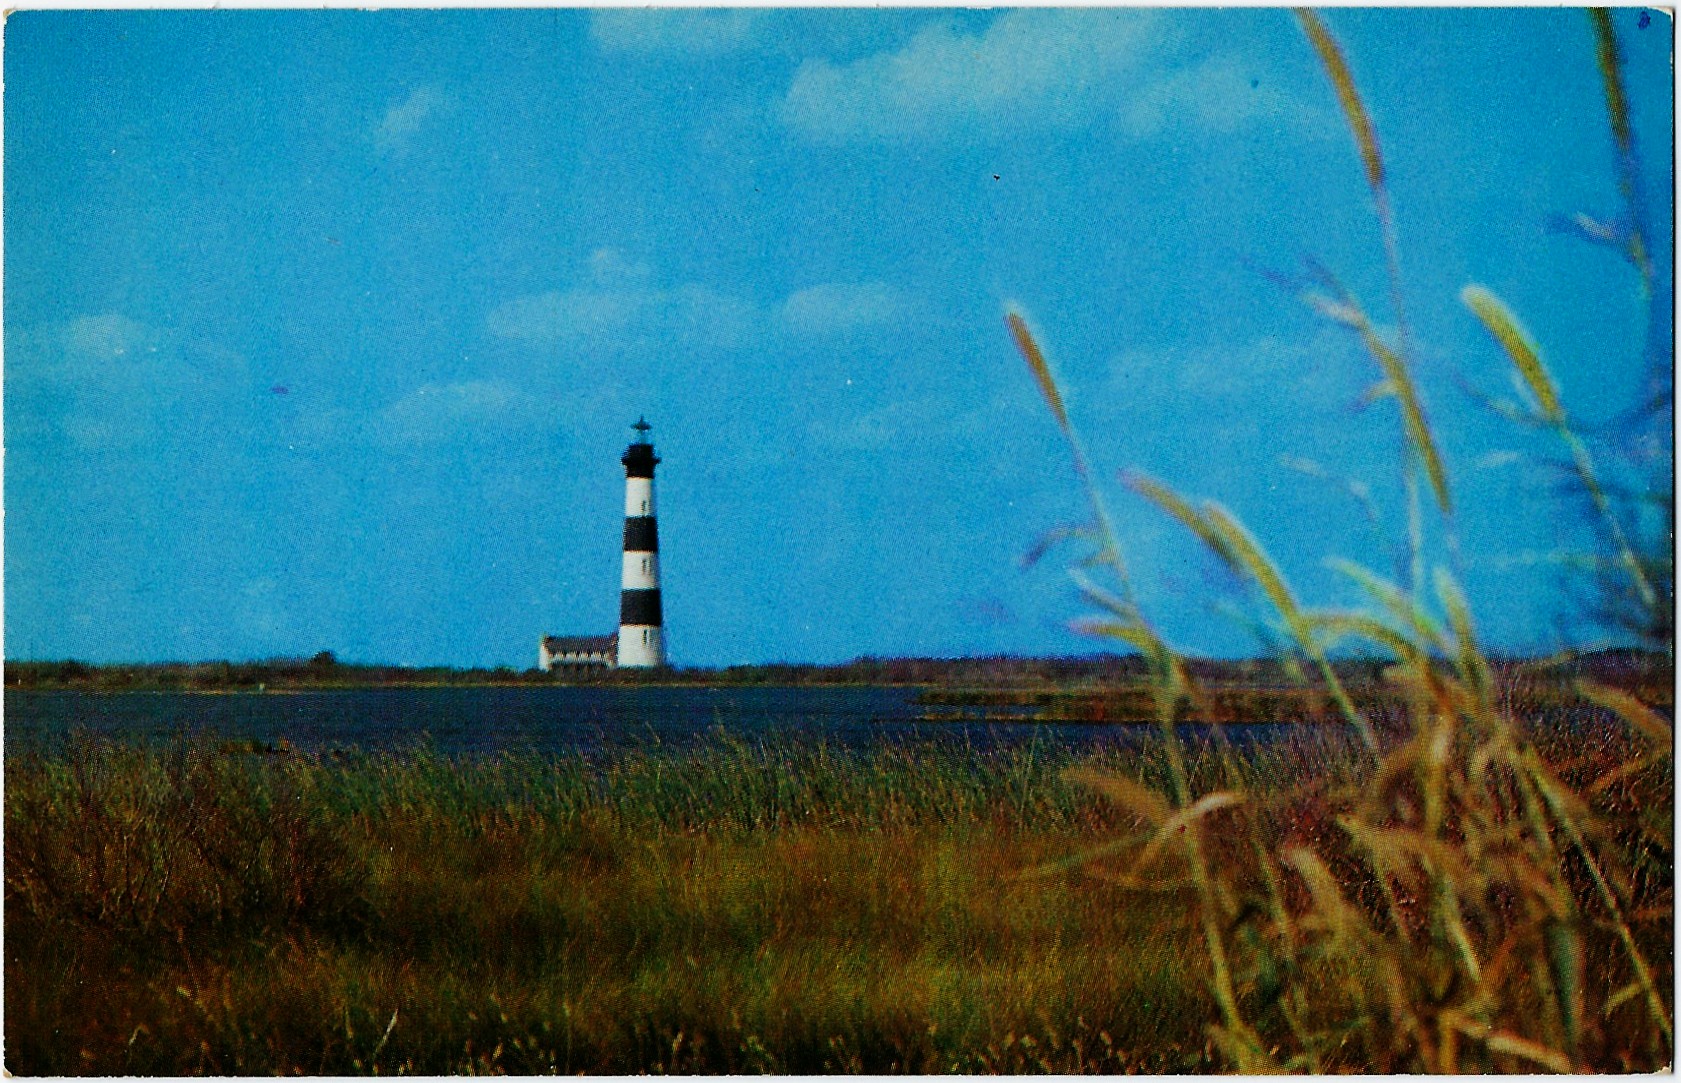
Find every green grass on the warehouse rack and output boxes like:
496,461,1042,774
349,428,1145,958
7,714,1664,1074
6,732,1229,1075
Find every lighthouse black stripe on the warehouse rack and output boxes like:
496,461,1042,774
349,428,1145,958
620,589,662,626
623,516,659,551
622,445,660,478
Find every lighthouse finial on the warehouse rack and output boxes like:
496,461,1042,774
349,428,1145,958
633,415,652,439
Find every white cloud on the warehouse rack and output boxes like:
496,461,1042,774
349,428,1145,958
491,257,918,356
587,246,653,287
809,398,925,453
487,284,760,352
375,380,547,448
590,9,765,56
663,283,761,350
487,249,761,352
7,313,254,451
1112,332,1352,402
1121,53,1321,139
780,9,1318,145
62,313,162,361
375,86,449,154
781,281,909,338
781,9,1165,141
487,288,642,344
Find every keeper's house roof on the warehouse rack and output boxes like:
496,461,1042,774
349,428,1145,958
543,635,617,654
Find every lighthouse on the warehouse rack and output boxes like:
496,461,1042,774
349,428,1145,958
617,417,666,667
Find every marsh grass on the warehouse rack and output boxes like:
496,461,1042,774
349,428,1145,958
5,716,1658,1074
1007,9,1672,1073
8,731,1251,1075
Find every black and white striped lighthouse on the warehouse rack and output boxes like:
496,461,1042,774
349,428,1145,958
617,417,666,667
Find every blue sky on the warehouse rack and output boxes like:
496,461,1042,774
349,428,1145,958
5,8,1672,667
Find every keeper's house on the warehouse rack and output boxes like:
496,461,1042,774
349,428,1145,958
539,634,616,669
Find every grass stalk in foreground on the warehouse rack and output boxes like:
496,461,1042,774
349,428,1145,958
1007,9,1671,1072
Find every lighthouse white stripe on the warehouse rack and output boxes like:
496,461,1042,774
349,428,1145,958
621,551,659,589
624,477,655,518
617,625,664,668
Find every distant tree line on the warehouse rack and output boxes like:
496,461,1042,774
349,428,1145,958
4,653,548,691
4,647,1668,700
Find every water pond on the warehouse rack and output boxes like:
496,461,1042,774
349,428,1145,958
4,685,1209,758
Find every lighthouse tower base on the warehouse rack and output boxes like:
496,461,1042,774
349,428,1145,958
617,626,663,668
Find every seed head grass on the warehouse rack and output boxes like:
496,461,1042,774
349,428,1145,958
1005,9,1672,1073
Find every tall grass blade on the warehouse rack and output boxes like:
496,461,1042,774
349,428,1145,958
1123,471,1238,568
1364,332,1450,515
1544,919,1585,1064
1020,523,1097,570
1282,847,1361,944
1298,7,1422,415
1280,455,1386,533
1064,768,1171,826
1434,567,1492,702
1302,275,1450,515
1127,792,1242,876
1589,8,1652,288
999,12,1671,1073
1007,308,1138,600
1461,286,1657,611
1484,1031,1575,1074
1129,474,1381,753
1461,285,1563,423
1200,502,1301,622
1574,680,1674,750
1302,610,1420,662
1526,750,1673,1043
1299,8,1444,608
1327,558,1450,651
1297,10,1384,195
1008,310,1069,435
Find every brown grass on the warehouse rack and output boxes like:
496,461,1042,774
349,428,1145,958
1004,9,1672,1072
7,734,1229,1075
